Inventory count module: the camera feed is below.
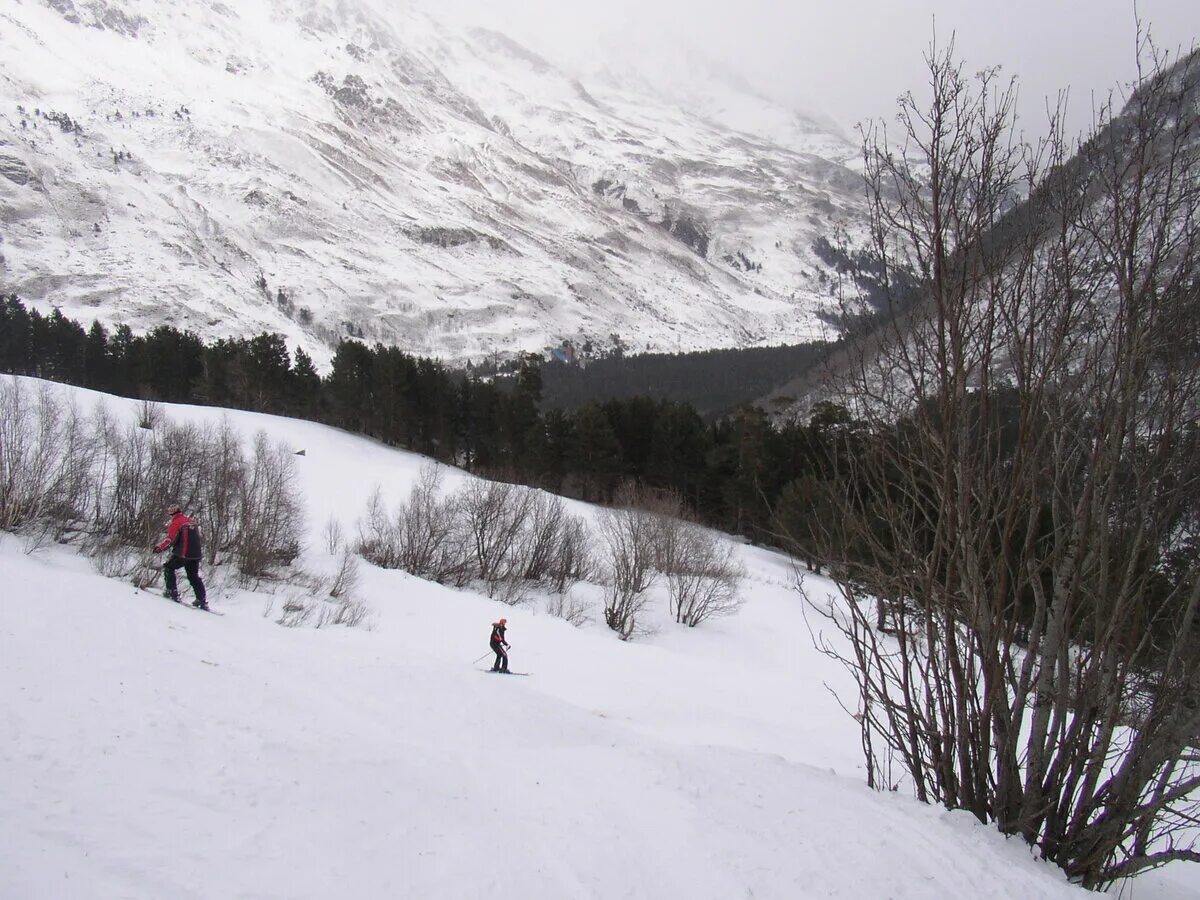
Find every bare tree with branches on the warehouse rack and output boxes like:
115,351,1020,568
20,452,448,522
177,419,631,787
651,490,745,626
805,37,1200,888
597,481,663,639
457,477,535,600
660,521,745,627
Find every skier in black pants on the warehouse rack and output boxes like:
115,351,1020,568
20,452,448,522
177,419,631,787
490,618,509,672
155,504,208,610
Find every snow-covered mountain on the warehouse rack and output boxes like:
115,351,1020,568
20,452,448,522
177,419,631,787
0,0,868,367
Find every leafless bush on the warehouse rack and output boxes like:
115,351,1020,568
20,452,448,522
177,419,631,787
808,40,1200,888
357,467,471,584
105,418,301,583
148,421,207,517
323,515,344,554
517,492,595,596
81,532,142,578
546,591,591,627
328,546,360,599
645,489,744,626
356,470,595,604
0,381,77,530
90,412,155,544
597,481,660,640
398,467,470,584
41,400,95,540
547,514,595,593
646,489,687,571
194,421,246,566
357,487,401,567
137,399,164,430
491,573,533,607
660,524,745,626
518,491,568,582
269,593,317,627
457,477,534,596
316,595,371,628
0,382,306,594
262,575,371,629
234,432,302,579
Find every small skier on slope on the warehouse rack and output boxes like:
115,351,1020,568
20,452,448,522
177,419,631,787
154,504,208,610
490,618,510,673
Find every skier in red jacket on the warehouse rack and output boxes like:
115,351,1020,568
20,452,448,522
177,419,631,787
155,504,208,609
489,618,510,673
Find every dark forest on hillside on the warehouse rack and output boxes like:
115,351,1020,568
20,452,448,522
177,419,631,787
537,341,833,417
0,297,849,549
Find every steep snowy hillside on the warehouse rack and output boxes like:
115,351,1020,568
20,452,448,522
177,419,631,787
6,375,1197,898
0,0,867,367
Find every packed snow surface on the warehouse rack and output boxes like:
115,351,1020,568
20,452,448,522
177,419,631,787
1,376,1197,899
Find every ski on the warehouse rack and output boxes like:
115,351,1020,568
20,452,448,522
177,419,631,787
478,669,530,676
137,586,224,615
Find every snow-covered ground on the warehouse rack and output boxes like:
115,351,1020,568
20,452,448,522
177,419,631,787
1,377,1196,898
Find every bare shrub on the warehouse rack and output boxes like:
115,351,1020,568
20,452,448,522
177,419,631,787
357,467,471,584
323,515,344,554
808,41,1200,888
491,573,533,607
396,466,470,584
147,422,207,517
519,491,568,582
262,577,370,630
0,383,98,539
82,532,142,578
357,488,400,567
597,481,660,640
234,432,302,579
0,381,68,530
357,481,407,571
91,413,155,544
129,551,165,591
646,489,688,572
547,514,595,594
137,399,164,430
517,493,596,596
41,400,95,540
20,524,53,554
269,593,317,627
328,546,359,599
0,382,309,596
662,525,745,626
546,590,591,627
316,595,371,628
457,478,534,596
646,489,744,626
194,420,246,566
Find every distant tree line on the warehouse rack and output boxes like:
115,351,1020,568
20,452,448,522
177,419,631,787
538,341,833,417
0,296,846,547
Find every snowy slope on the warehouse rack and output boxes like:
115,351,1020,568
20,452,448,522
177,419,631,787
2,375,1198,899
0,0,867,368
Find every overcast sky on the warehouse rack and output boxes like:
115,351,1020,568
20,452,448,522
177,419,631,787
431,0,1199,141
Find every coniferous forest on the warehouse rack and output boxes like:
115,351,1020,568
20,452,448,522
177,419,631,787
537,341,833,416
0,296,843,549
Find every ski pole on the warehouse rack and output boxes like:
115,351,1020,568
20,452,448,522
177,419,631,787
472,652,491,665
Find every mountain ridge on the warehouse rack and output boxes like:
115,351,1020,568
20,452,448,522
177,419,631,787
0,0,868,368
